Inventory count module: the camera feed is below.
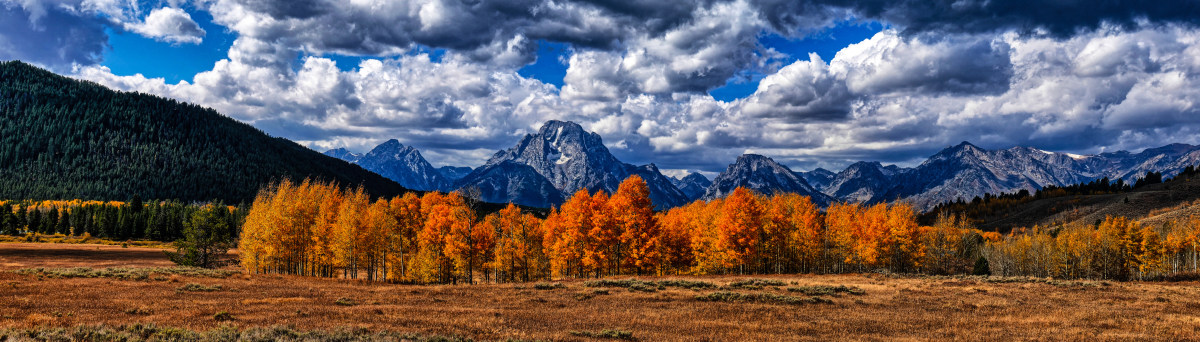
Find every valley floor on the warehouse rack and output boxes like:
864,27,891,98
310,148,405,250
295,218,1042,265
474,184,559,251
1,242,1198,341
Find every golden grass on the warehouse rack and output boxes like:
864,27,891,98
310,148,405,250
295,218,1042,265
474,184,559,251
0,233,173,249
2,243,1200,341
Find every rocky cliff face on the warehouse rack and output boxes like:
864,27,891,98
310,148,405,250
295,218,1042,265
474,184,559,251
456,120,687,209
325,139,449,191
704,154,833,206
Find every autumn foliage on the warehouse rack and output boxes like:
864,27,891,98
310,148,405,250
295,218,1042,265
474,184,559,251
240,177,1200,283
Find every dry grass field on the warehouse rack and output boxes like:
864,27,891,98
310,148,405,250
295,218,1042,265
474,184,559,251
2,242,1200,341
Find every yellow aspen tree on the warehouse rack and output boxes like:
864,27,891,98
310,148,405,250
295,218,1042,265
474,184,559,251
718,187,764,274
611,175,660,275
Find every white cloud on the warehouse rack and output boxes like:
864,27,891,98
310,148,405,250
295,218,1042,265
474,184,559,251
125,7,205,44
34,0,1200,174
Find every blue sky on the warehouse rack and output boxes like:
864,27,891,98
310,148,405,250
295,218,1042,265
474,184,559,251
6,0,1200,174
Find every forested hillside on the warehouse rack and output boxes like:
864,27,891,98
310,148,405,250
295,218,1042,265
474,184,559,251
0,61,409,203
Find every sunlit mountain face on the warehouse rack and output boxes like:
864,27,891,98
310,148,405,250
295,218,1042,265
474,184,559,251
5,0,1200,182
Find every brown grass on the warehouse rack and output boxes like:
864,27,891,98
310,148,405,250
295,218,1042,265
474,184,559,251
2,242,1200,341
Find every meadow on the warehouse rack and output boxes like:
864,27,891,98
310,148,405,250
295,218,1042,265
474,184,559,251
2,242,1199,341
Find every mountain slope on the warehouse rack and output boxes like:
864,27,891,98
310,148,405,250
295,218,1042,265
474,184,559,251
456,120,687,209
797,168,836,192
323,148,363,163
671,172,712,202
326,140,450,192
704,154,833,206
456,161,565,208
824,161,904,203
0,61,409,202
438,166,474,183
878,142,1200,210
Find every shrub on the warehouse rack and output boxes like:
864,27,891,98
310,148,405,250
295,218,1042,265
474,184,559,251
15,267,237,280
786,285,865,296
213,311,235,322
533,282,565,290
570,329,634,340
335,298,356,306
973,256,991,276
177,283,222,292
124,307,152,315
696,291,831,305
165,204,235,269
724,279,786,290
583,278,717,292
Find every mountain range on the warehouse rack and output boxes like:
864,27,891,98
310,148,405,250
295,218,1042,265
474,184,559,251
814,142,1200,210
7,60,1197,211
332,135,1200,211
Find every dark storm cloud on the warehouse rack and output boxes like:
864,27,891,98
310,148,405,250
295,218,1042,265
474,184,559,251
820,0,1200,37
0,4,108,70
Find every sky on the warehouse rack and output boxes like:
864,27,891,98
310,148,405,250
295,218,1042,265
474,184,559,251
4,0,1200,177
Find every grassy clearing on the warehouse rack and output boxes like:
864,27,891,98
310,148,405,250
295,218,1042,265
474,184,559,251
0,324,461,342
696,291,832,305
14,267,237,280
0,234,172,249
786,285,865,296
6,243,1200,341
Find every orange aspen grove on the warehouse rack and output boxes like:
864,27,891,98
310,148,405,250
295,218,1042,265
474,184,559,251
545,190,594,278
443,191,487,284
308,183,345,277
823,202,862,272
239,178,1200,283
490,204,548,282
717,187,765,274
587,190,618,276
688,198,731,274
333,186,370,279
763,193,822,273
238,184,280,274
880,202,924,272
417,191,472,283
386,193,422,282
358,199,395,281
656,203,696,274
1138,226,1168,279
610,175,661,275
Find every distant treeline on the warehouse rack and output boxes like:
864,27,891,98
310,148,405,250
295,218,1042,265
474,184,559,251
925,167,1197,223
0,197,246,241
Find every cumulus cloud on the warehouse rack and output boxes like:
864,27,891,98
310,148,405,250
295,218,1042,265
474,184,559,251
125,7,205,44
740,31,1012,122
27,0,1200,174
